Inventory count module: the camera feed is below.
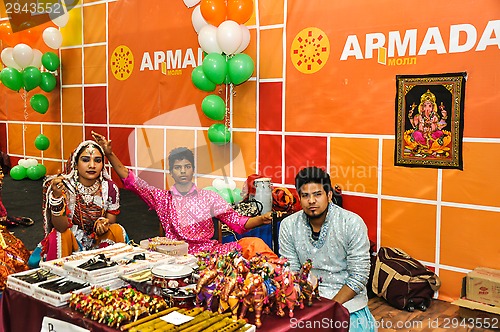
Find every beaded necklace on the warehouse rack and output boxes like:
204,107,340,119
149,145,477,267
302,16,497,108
75,181,100,204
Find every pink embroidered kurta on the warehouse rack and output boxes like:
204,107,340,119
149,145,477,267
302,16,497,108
123,171,249,255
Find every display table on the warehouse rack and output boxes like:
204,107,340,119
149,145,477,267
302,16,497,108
0,288,349,332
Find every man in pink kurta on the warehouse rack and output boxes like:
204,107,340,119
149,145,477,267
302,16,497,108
123,171,249,255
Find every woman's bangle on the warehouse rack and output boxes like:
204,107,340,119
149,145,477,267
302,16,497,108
49,193,66,216
49,193,64,205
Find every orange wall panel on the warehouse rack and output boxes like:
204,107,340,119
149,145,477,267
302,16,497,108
42,125,61,159
330,137,379,194
84,46,107,84
7,124,23,155
259,28,283,79
83,4,106,44
232,131,257,178
233,81,257,129
259,0,284,26
382,140,438,200
61,48,83,85
61,88,83,123
437,269,466,302
440,207,500,270
136,128,164,170
381,200,436,263
442,142,500,207
62,125,83,159
24,124,42,158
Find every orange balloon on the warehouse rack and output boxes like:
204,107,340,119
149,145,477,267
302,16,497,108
227,0,254,24
200,0,227,27
0,22,16,46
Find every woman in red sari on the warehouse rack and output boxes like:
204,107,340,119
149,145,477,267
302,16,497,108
29,141,128,267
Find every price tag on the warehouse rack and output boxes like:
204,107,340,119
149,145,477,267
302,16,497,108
40,317,90,332
161,311,194,325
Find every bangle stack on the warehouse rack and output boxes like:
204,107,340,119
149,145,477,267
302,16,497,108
50,194,66,217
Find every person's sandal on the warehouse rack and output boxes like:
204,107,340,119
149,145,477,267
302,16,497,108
8,216,35,227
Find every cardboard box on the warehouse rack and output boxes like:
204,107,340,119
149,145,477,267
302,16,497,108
466,267,500,306
452,276,500,323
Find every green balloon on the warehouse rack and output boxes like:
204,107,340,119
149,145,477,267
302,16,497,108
232,188,243,203
218,188,234,203
9,165,27,180
201,95,226,121
30,94,49,114
22,66,42,91
40,72,57,92
34,134,50,150
202,53,227,85
0,67,23,91
227,54,254,85
26,166,40,180
207,123,231,145
204,186,219,193
35,164,47,178
191,66,216,92
41,52,60,71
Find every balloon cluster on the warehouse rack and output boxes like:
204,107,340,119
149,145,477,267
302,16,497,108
1,15,67,152
9,158,47,181
0,23,62,115
184,0,255,145
204,177,243,204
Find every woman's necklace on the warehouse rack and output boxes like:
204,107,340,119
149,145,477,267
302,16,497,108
75,181,100,204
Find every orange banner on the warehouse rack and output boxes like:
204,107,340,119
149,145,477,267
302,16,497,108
108,0,210,127
286,0,500,137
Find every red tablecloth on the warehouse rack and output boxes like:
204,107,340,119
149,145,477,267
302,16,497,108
0,288,349,332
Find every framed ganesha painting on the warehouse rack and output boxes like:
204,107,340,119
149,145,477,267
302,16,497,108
395,72,467,170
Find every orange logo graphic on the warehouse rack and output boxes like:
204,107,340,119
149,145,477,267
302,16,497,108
110,45,134,81
291,27,330,74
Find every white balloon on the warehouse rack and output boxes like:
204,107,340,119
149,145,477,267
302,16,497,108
26,158,38,167
50,11,70,28
43,27,63,49
183,0,201,8
212,178,226,191
18,159,28,168
235,25,251,54
213,178,237,191
12,43,34,69
1,48,22,70
30,49,43,68
226,179,237,191
198,25,222,54
216,20,243,55
192,5,208,34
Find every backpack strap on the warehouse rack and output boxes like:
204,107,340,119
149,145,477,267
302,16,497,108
372,256,397,298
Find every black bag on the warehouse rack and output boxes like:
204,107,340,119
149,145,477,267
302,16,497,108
232,198,263,217
0,150,11,174
371,247,441,312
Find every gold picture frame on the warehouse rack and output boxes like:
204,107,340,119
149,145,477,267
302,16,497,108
395,73,467,170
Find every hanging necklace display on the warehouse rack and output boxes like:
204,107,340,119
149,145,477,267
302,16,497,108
75,181,100,204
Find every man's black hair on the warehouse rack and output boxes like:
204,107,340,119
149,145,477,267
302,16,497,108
295,166,332,194
168,147,195,170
